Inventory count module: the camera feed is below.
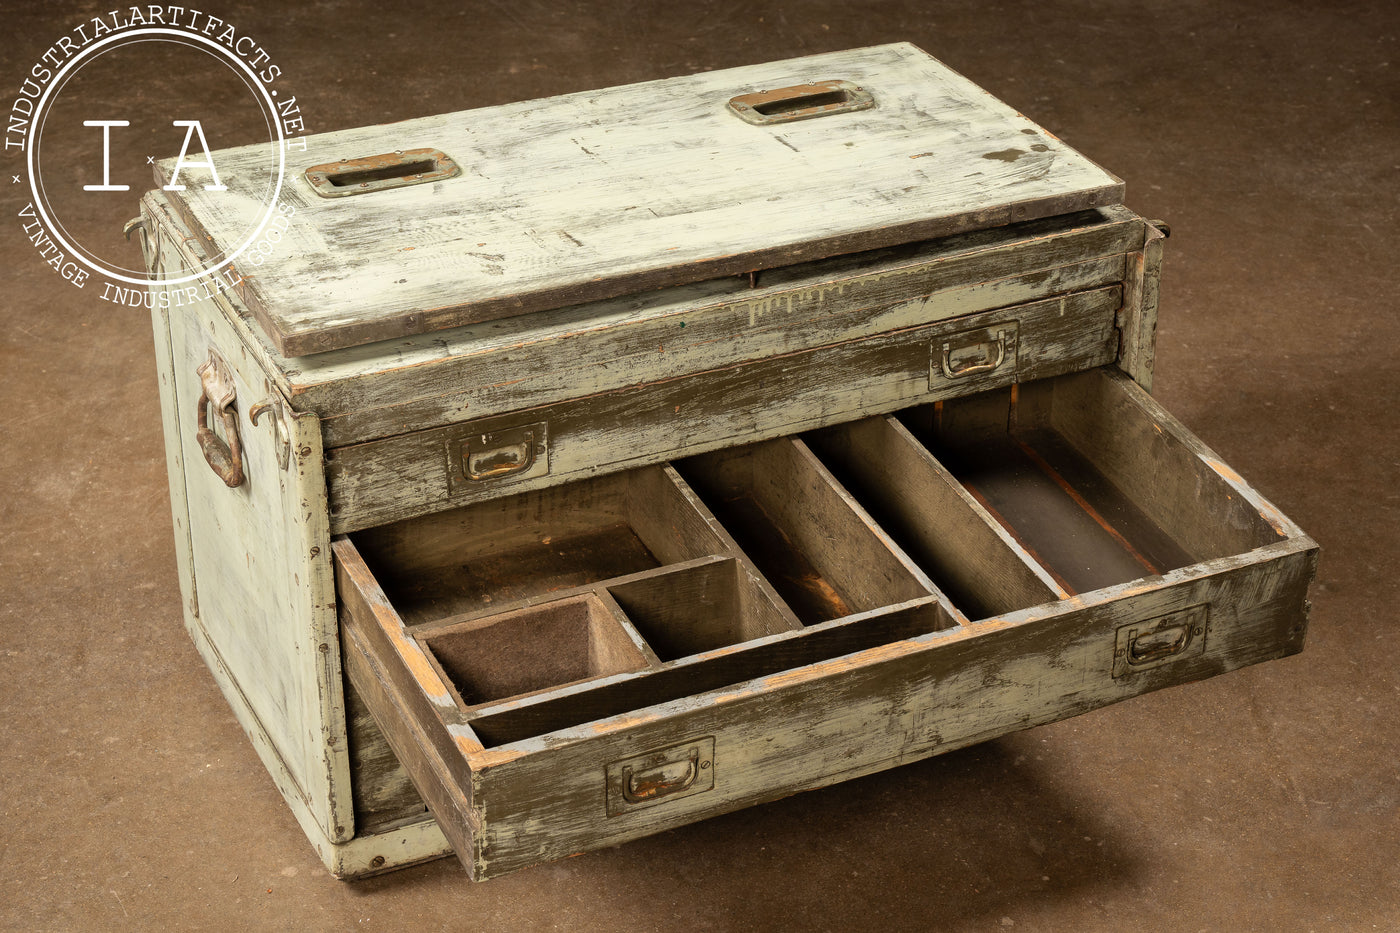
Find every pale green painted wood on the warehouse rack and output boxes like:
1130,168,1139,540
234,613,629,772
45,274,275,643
156,43,1123,356
1116,222,1166,390
324,286,1122,533
335,364,1317,879
143,195,1143,449
149,188,355,846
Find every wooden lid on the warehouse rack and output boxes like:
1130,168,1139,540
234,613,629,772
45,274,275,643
156,43,1122,356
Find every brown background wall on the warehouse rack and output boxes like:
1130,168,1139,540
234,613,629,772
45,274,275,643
1,1,1396,929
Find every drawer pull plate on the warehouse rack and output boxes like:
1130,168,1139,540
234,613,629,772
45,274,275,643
606,738,715,816
728,80,874,126
1113,605,1209,677
444,421,550,495
194,350,244,488
624,757,697,803
304,147,460,198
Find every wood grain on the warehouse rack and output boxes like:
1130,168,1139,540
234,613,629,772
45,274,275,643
325,286,1122,533
803,414,1066,618
467,541,1314,879
156,43,1123,355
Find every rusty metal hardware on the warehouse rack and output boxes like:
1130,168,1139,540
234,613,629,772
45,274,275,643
1148,218,1172,239
606,738,715,816
195,351,244,487
728,80,875,126
444,421,550,496
304,148,460,198
249,394,292,471
124,215,159,273
465,429,537,480
941,327,1013,379
1113,605,1209,678
623,755,698,804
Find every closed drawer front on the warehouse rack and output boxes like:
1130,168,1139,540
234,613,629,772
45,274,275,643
325,286,1121,534
335,366,1316,880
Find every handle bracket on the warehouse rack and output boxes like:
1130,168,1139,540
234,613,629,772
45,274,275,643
1113,605,1209,677
606,738,715,816
195,350,244,488
934,323,1019,383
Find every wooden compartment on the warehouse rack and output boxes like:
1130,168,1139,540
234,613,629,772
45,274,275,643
674,438,935,624
805,416,1066,619
899,368,1289,595
456,597,956,749
607,559,795,661
418,594,650,707
349,465,728,625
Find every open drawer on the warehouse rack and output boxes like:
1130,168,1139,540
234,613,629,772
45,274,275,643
335,367,1316,880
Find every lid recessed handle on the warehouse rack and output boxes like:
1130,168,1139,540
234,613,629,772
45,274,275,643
304,147,460,198
727,79,874,126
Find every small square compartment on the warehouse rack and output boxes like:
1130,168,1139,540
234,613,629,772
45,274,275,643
350,466,727,624
608,559,798,661
420,593,649,707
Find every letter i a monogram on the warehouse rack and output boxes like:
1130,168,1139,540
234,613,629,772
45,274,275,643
82,119,228,193
83,120,129,191
163,120,228,191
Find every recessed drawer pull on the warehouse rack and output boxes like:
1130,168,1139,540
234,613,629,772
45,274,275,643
466,434,535,480
1113,606,1210,678
605,738,716,815
1126,621,1193,665
941,328,1009,378
304,147,460,198
443,421,551,495
622,754,698,804
728,79,875,125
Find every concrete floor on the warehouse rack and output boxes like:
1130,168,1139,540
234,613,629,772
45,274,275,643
2,1,1396,930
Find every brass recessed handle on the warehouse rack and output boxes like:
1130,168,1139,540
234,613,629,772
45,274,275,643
941,329,1010,379
304,147,460,198
621,752,700,804
727,79,875,126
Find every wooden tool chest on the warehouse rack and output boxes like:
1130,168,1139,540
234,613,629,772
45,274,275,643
137,43,1317,880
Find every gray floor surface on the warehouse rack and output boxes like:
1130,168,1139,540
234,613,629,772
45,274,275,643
2,2,1396,930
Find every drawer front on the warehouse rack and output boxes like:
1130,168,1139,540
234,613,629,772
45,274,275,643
467,550,1313,878
334,366,1315,881
326,286,1121,534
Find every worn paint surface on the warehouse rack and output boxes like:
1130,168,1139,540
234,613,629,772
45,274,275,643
137,47,1317,883
325,286,1122,533
155,43,1122,356
334,368,1316,879
150,211,353,845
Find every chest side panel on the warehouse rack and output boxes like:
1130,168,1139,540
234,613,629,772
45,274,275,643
155,236,352,843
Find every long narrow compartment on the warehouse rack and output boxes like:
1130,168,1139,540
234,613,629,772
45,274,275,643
898,368,1288,594
463,598,957,748
805,415,1066,619
674,437,935,624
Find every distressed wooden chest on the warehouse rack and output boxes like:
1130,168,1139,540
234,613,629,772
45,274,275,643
137,43,1317,880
